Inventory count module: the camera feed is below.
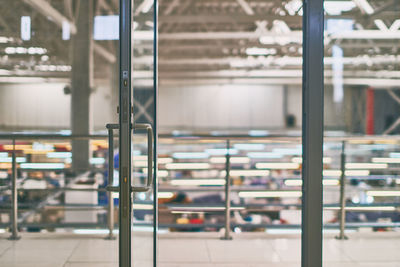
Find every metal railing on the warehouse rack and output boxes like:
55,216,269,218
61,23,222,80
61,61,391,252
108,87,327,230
1,133,400,241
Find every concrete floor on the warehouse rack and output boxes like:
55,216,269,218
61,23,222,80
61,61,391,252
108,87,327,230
0,231,400,266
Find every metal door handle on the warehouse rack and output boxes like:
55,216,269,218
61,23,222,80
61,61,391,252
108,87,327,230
105,123,154,193
133,123,154,192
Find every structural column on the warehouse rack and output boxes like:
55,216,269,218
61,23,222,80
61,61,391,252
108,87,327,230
301,0,324,266
71,0,94,172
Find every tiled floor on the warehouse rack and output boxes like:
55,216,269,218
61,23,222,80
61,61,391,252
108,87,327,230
1,231,400,266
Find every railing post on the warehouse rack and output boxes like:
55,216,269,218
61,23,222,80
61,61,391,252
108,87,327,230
221,139,232,240
105,128,116,240
8,139,20,240
336,141,348,240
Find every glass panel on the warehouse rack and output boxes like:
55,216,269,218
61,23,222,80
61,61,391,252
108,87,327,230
323,0,400,265
132,0,157,265
0,0,120,265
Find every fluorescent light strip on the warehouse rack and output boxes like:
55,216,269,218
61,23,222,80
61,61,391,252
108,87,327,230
323,170,370,177
47,152,72,158
20,163,65,169
0,157,26,163
327,206,396,211
170,179,226,186
210,157,250,164
366,191,400,197
158,158,173,164
170,206,245,211
90,158,105,165
165,163,210,170
284,179,339,186
158,192,174,198
239,191,302,198
272,148,302,155
291,157,332,164
133,204,153,210
247,152,283,159
172,152,209,159
233,143,265,150
222,169,270,176
205,148,238,156
390,152,400,158
372,157,400,164
255,162,299,169
346,163,388,169
0,153,8,158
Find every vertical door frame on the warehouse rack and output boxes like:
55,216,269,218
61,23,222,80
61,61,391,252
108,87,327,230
152,0,159,266
119,0,132,266
301,0,324,266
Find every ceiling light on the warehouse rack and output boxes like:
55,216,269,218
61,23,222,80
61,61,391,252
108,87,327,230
233,144,265,150
366,191,400,197
47,152,72,158
172,152,209,159
20,163,65,169
291,157,332,164
222,169,270,177
170,179,225,186
158,192,174,198
245,47,277,56
372,158,400,164
239,191,302,198
165,163,210,170
248,152,283,159
346,163,388,169
205,148,238,156
210,157,250,164
255,162,299,169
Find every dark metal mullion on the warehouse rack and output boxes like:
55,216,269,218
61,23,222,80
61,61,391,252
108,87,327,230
301,0,324,266
153,0,159,266
119,0,132,266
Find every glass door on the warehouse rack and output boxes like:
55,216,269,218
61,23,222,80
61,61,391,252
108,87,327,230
118,0,157,266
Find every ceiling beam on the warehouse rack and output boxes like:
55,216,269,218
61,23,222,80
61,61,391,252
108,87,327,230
23,0,77,34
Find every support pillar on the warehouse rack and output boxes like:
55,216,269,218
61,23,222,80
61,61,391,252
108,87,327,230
71,0,94,172
301,0,324,266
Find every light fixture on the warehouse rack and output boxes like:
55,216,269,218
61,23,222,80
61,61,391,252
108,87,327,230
284,179,339,186
366,190,400,197
255,162,300,169
210,157,250,164
327,206,396,211
172,152,209,159
20,163,65,169
247,152,283,159
90,158,106,165
205,148,238,156
165,163,210,170
291,157,332,164
372,157,400,164
233,143,265,150
239,191,302,198
345,163,388,169
245,47,277,56
170,179,226,186
222,169,270,176
133,204,153,210
158,158,173,164
0,157,26,163
47,152,72,158
323,169,370,177
158,192,174,198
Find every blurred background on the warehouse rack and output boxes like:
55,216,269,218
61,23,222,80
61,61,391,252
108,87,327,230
0,0,400,266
